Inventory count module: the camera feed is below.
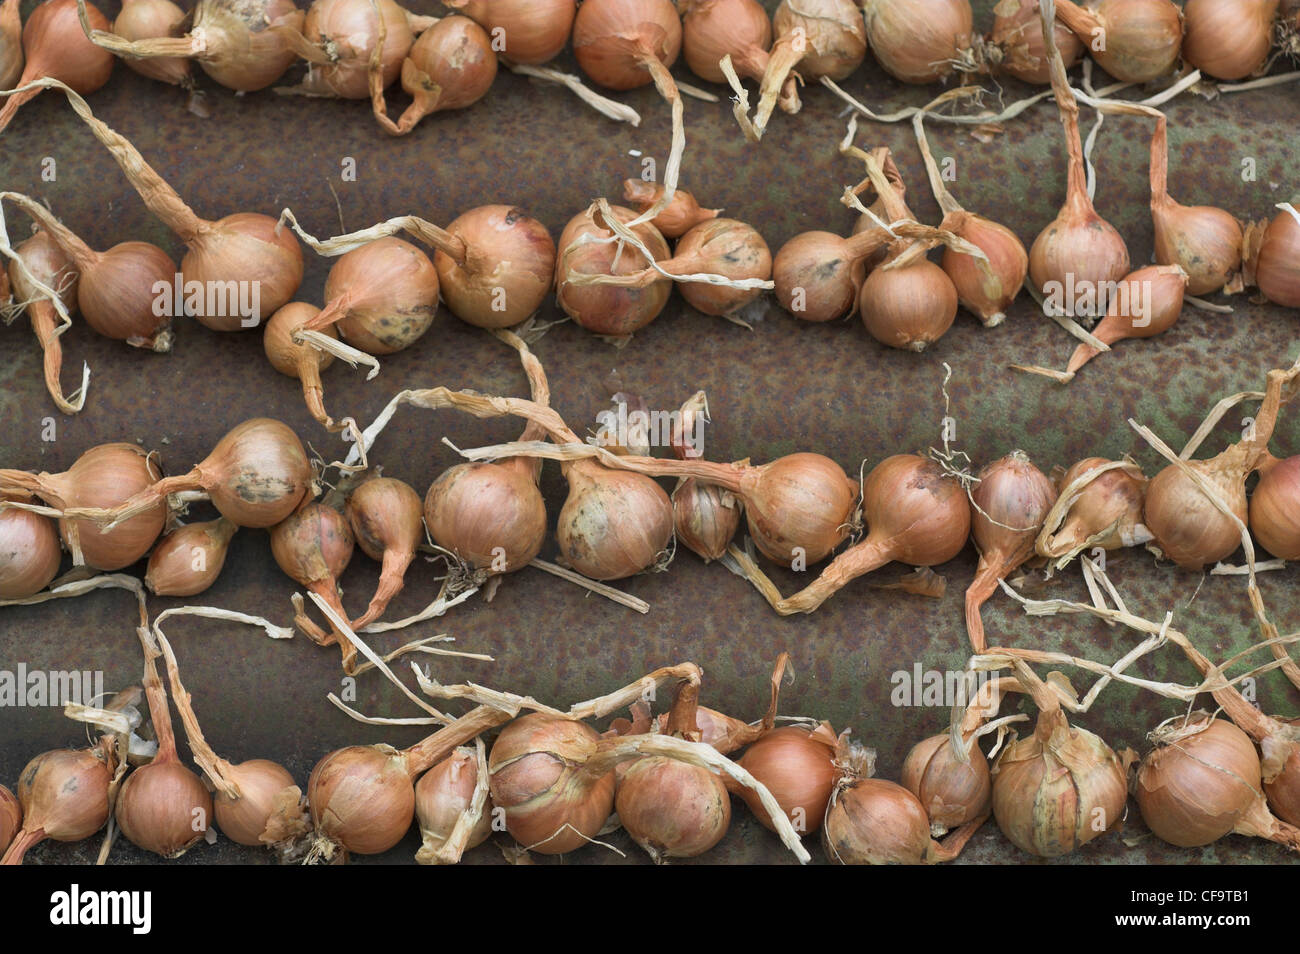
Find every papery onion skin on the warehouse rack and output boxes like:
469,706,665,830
309,745,415,855
1054,0,1183,84
199,419,314,528
774,231,866,323
270,502,354,594
823,778,935,864
861,0,972,84
737,725,837,835
114,0,190,85
942,212,1028,327
0,508,62,598
1040,457,1148,557
1254,209,1300,308
1029,195,1131,313
435,206,555,329
1263,736,1300,828
415,749,491,863
572,0,682,91
901,734,991,834
557,465,672,580
1182,0,1276,81
215,760,298,847
0,0,114,134
1,749,110,864
1144,462,1245,570
69,241,175,348
144,517,237,597
682,0,772,83
989,0,1083,85
668,218,772,317
623,180,721,239
184,213,304,332
57,444,166,571
862,454,971,565
116,760,213,858
740,453,858,565
1250,456,1300,560
299,0,416,99
859,258,958,352
0,0,22,90
488,712,616,854
193,0,306,92
1064,266,1187,375
445,0,575,65
616,757,730,860
264,302,336,377
674,480,742,562
424,463,547,573
773,0,866,80
556,205,672,336
316,237,439,354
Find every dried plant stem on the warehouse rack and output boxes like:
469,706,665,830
527,559,649,613
508,63,641,125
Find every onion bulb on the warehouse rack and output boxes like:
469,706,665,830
0,443,165,571
1137,713,1300,850
670,392,742,562
987,0,1083,85
112,0,190,85
424,463,547,574
1053,0,1182,83
346,476,423,629
572,0,681,91
774,230,886,323
965,451,1056,653
1251,455,1300,560
556,204,672,336
293,0,430,99
0,748,111,864
1063,265,1187,376
1183,0,1277,80
1036,457,1150,562
271,502,356,670
861,0,973,84
8,228,83,414
0,0,113,134
145,517,238,597
442,0,574,65
737,723,838,835
557,464,672,580
825,777,984,864
0,504,63,598
681,0,798,116
264,302,340,429
860,255,958,352
414,747,492,865
623,180,720,239
902,736,991,837
0,0,21,90
372,15,497,135
1253,205,1300,308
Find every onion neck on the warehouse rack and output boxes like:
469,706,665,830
775,532,896,615
964,551,1015,654
753,34,804,135
1,192,98,269
138,629,181,765
297,359,336,431
155,628,240,799
913,112,963,217
924,811,989,863
404,218,468,265
349,546,414,630
302,292,353,334
1053,0,1099,43
0,826,45,865
403,705,514,777
30,301,79,415
1149,114,1172,207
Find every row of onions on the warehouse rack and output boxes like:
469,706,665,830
2,562,1297,865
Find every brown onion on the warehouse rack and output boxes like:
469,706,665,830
271,502,356,670
670,393,741,562
902,735,991,837
1036,457,1150,561
113,0,190,85
264,302,340,429
825,777,984,864
988,0,1083,85
682,0,798,116
1064,265,1187,376
346,476,423,629
0,505,63,598
294,0,428,99
622,180,720,239
424,463,547,574
303,237,439,354
1251,455,1300,560
1183,0,1277,80
372,15,497,136
860,256,958,352
656,217,772,317
1,748,111,864
8,228,82,414
573,0,681,91
0,443,165,570
965,452,1056,653
1137,713,1300,850
4,191,173,351
0,785,18,856
443,0,574,65
773,230,883,323
0,0,21,89
861,0,973,84
414,748,491,865
1054,0,1182,83
1253,205,1300,308
144,517,238,597
556,204,672,336
557,464,672,580
0,0,113,134
430,205,555,329
737,724,838,835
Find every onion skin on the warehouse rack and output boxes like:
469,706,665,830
572,0,682,91
0,0,114,134
116,759,213,858
823,778,937,864
192,0,306,92
772,0,866,80
0,785,19,856
145,517,238,597
184,213,304,332
1144,461,1246,570
1182,0,1276,81
309,745,415,855
623,181,721,239
737,725,837,835
556,205,672,336
1030,192,1130,309
859,257,958,352
681,0,771,83
299,0,416,99
114,0,190,85
424,463,547,573
1054,0,1182,84
1153,202,1242,297
942,212,1028,327
434,205,555,329
270,503,354,597
53,443,166,571
1263,735,1300,828
616,758,730,860
415,749,491,865
902,734,991,835
444,0,575,65
667,218,772,317
0,749,110,865
76,241,176,347
489,712,617,855
0,508,62,598
214,760,298,847
1038,457,1149,558
989,0,1083,85
196,419,314,528
673,479,741,562
0,0,21,90
557,465,672,580
1250,456,1300,560
861,0,973,84
264,302,338,428
1254,209,1300,308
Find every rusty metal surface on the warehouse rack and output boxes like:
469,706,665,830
1,0,1299,865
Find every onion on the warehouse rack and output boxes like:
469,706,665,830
0,0,113,134
573,0,680,91
654,652,790,754
987,0,1082,85
1253,205,1300,308
0,748,111,864
773,230,881,323
965,452,1056,653
1251,455,1300,560
0,505,62,598
1063,264,1187,376
682,0,798,116
345,475,422,629
557,464,672,580
443,0,574,65
292,0,430,99
670,392,742,562
1149,116,1243,296
0,785,18,856
84,0,307,92
1036,457,1150,562
371,15,497,135
430,205,555,329
824,778,982,864
1144,365,1294,570
3,192,173,351
1137,713,1300,850
658,218,772,317
902,736,990,837
556,204,671,335
1183,0,1277,80
860,256,958,352
0,0,21,89
861,0,973,84
990,662,1127,857
0,443,165,570
1029,14,1129,311
271,502,356,669
736,724,838,834
302,237,439,355
144,518,238,597
414,747,491,865
623,180,720,239
7,228,84,413
1054,0,1182,83
113,0,190,85
309,706,509,857
73,418,313,531
264,302,340,429
424,463,546,574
